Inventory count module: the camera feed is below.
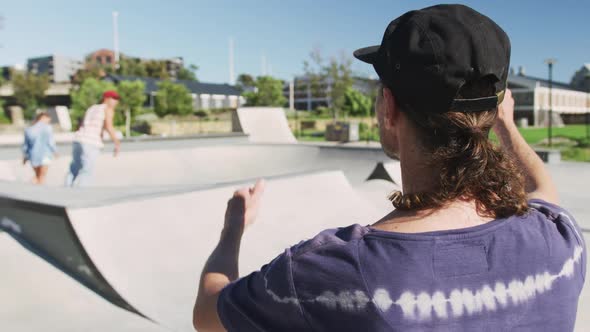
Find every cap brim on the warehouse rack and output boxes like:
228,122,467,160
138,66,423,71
353,45,380,64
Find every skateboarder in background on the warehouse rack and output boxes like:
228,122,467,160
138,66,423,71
194,5,586,331
65,90,121,187
22,112,57,184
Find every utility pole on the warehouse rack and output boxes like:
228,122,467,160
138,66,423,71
113,11,128,136
544,58,556,147
0,15,5,49
261,54,267,76
289,80,297,138
113,11,120,69
585,75,590,140
229,38,235,85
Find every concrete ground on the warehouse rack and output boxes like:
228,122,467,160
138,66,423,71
0,137,588,331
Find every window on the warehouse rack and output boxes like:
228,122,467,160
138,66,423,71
105,56,112,64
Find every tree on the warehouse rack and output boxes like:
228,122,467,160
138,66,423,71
177,64,199,81
343,88,372,117
118,56,148,77
243,76,286,107
117,80,147,117
117,80,147,131
12,72,50,119
70,78,116,123
72,66,107,84
0,97,5,119
326,55,353,116
236,73,255,91
303,49,353,120
303,47,325,101
154,81,193,117
145,60,170,80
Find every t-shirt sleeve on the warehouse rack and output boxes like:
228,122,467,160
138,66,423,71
217,249,309,332
529,199,587,282
45,126,57,153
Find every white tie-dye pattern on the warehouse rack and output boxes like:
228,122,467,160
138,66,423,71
315,290,371,311
387,245,583,320
262,245,584,322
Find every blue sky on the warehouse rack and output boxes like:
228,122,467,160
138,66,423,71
1,0,588,84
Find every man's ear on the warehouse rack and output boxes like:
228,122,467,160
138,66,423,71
382,87,399,130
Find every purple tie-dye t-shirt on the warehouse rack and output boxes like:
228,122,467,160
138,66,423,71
218,199,586,331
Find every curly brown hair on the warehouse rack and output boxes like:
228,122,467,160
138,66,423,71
388,78,528,218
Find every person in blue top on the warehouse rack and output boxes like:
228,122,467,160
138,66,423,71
22,112,57,184
193,5,586,332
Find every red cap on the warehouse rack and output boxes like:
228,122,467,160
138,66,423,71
102,90,120,101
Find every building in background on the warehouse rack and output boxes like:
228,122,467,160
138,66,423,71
86,49,116,68
27,55,83,83
104,74,244,110
163,57,184,79
283,75,378,111
508,69,590,126
570,64,590,93
86,49,184,80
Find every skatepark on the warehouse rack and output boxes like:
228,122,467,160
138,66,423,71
0,108,588,331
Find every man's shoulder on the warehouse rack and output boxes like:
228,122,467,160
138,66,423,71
288,224,369,261
527,199,584,243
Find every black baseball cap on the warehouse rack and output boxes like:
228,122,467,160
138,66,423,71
354,4,510,114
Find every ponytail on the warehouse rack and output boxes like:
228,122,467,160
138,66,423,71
389,79,528,218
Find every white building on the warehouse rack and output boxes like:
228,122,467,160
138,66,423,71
570,64,590,92
283,75,379,111
105,75,245,110
27,55,83,83
508,73,590,126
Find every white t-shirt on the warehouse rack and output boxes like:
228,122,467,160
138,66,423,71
75,104,106,148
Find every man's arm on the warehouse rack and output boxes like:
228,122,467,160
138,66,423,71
193,180,265,332
493,89,559,204
194,227,242,332
104,107,121,156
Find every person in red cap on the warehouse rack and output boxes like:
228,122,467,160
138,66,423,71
65,90,121,187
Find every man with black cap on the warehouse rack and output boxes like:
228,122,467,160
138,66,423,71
193,5,586,331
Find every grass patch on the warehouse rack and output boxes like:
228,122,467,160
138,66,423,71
561,147,590,162
517,125,589,144
297,130,327,142
296,121,590,162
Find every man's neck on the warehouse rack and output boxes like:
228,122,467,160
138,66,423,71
377,145,494,232
373,199,494,233
399,144,439,195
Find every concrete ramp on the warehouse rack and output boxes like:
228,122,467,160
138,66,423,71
355,179,399,213
0,234,165,332
0,193,149,320
0,144,394,188
0,170,387,331
0,161,16,181
366,161,403,185
0,144,321,187
233,107,296,143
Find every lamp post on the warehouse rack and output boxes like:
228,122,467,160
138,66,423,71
289,79,298,138
544,58,557,147
113,11,120,69
585,74,590,140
